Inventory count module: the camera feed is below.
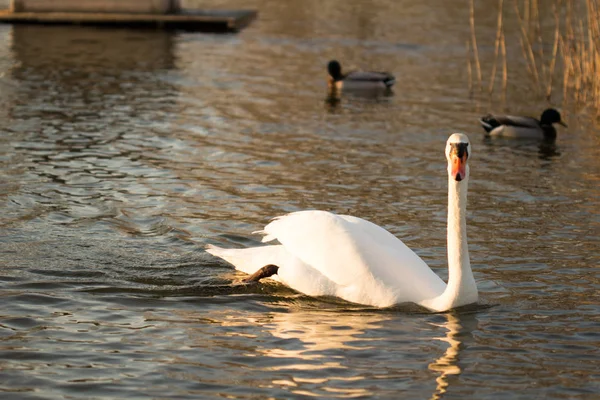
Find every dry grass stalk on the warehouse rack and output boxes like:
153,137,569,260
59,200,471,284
470,0,600,114
501,29,508,102
534,1,550,86
546,1,562,100
469,0,483,91
513,0,540,87
560,0,600,112
466,40,473,95
488,0,505,95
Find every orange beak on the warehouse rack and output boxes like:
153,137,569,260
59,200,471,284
451,154,467,181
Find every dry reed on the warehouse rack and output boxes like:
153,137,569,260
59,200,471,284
488,0,505,96
469,0,483,91
468,0,600,114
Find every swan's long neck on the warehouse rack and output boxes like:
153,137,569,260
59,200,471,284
445,175,477,305
424,174,478,312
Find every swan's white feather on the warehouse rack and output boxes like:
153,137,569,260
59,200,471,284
258,210,446,307
208,134,476,310
206,244,338,297
208,211,448,307
206,244,284,275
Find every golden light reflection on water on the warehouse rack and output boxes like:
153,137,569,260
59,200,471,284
259,309,471,398
263,311,383,354
258,310,387,397
0,0,598,398
428,313,463,400
155,306,474,398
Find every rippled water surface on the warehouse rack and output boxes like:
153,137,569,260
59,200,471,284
1,0,600,398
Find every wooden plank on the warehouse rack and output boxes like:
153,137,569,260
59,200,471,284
11,0,180,14
0,9,258,32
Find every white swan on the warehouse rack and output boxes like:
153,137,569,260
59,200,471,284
207,133,478,312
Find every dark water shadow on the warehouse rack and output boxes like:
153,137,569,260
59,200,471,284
7,24,178,123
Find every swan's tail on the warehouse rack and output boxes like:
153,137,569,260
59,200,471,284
206,244,285,275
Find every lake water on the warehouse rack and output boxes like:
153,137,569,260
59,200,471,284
1,0,599,399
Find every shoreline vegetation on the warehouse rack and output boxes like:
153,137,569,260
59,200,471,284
468,0,599,115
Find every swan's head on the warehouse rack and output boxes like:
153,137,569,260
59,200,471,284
445,133,470,182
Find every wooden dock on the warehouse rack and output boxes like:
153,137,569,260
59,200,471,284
0,8,258,32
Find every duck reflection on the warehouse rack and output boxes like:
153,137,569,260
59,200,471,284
326,83,394,99
325,93,343,110
324,89,394,113
482,135,561,161
537,140,561,160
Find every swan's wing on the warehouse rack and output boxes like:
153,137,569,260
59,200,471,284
337,214,445,295
206,244,289,275
206,244,338,297
260,210,444,299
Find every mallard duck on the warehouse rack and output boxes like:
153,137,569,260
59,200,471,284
479,108,567,140
327,60,395,92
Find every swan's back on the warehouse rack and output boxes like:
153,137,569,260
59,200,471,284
261,210,446,306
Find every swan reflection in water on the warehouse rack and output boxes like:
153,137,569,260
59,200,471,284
155,304,475,398
428,312,470,400
255,307,475,398
258,307,387,397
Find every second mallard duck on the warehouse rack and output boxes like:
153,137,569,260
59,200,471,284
327,60,395,93
479,108,567,140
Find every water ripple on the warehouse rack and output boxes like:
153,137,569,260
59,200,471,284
1,1,599,399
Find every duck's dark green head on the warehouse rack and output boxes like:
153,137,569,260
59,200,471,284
327,60,343,81
541,108,567,127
